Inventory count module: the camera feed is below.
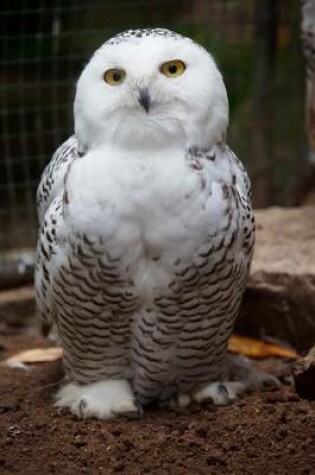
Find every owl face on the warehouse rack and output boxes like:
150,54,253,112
74,29,228,152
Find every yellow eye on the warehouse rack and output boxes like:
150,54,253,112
103,68,126,86
160,60,186,78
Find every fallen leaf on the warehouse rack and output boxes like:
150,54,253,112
3,347,62,366
228,335,300,359
5,360,30,371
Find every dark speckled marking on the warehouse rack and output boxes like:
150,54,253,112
106,28,183,46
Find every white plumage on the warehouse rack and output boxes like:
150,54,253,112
36,29,256,419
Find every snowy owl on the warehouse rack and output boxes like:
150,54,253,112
36,28,265,420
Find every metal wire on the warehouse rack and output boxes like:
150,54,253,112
0,0,305,264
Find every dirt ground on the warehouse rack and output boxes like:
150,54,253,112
0,329,315,475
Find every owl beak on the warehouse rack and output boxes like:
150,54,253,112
138,87,151,113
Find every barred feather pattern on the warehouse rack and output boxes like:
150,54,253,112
35,138,254,403
37,135,78,223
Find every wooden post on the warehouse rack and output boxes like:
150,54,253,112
252,0,278,207
297,0,315,204
301,0,315,165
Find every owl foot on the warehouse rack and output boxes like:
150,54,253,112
55,379,139,419
227,354,281,391
171,382,244,408
173,357,281,408
192,381,245,405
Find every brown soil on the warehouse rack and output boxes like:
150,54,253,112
0,330,315,475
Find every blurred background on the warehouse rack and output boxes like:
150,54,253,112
0,0,308,283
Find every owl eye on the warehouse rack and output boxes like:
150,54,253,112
160,60,186,78
103,68,126,86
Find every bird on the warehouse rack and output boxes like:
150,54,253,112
35,28,259,419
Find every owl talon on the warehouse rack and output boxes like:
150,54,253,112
134,400,145,419
78,398,87,419
218,383,229,398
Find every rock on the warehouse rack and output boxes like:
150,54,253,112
0,286,35,327
292,346,315,400
237,205,315,351
0,252,34,291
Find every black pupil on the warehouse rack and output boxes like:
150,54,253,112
168,64,177,74
113,71,121,82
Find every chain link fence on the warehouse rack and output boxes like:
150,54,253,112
0,0,306,281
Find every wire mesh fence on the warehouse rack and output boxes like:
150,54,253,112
0,0,306,269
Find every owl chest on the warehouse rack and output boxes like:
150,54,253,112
67,151,214,259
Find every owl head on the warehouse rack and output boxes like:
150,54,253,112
74,29,229,153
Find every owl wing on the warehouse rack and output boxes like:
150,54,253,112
36,136,78,334
37,135,78,225
35,196,64,336
226,145,253,203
